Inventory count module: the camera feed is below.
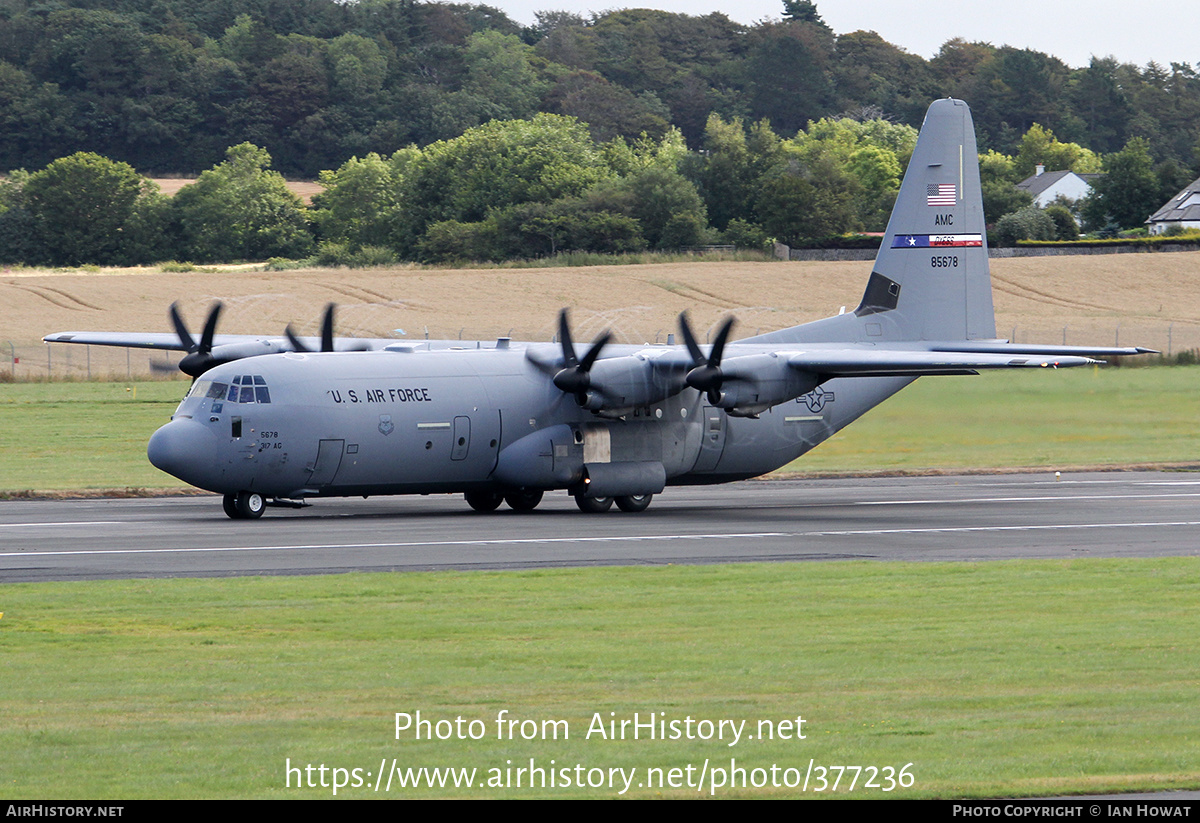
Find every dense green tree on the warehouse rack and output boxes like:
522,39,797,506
0,61,77,169
172,142,313,261
398,114,611,249
1066,57,1133,154
744,21,835,136
755,154,861,242
1012,124,1101,179
22,152,154,265
1081,138,1161,231
311,149,416,248
1044,203,1079,240
544,70,670,143
978,149,1034,224
994,204,1055,246
0,169,40,264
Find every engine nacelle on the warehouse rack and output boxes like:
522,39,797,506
585,351,688,412
716,353,822,417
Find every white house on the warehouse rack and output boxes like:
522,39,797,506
1016,164,1101,207
1146,176,1200,234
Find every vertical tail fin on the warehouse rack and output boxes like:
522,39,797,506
857,98,995,342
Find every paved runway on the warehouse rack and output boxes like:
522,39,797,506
3,471,1200,582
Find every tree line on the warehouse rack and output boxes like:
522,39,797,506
2,0,1197,265
1,108,1181,267
3,0,1200,178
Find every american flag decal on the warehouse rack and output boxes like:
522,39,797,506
927,183,956,206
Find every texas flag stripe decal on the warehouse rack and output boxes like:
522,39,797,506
892,234,983,248
927,183,957,206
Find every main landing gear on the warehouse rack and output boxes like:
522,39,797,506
573,494,654,513
463,488,543,512
463,490,654,513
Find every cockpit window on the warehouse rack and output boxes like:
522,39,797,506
206,382,228,399
219,375,271,404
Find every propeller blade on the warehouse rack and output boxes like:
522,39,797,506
709,316,735,366
168,302,196,352
198,302,222,354
320,303,335,352
678,311,705,365
284,324,309,352
557,309,578,368
549,309,610,408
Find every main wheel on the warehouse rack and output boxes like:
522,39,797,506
615,494,653,513
574,495,613,513
222,493,240,519
235,490,266,519
504,488,544,511
465,489,504,512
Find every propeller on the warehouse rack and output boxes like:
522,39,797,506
285,303,337,353
678,311,735,405
284,303,371,354
529,309,612,407
170,301,224,378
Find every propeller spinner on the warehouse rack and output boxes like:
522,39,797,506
678,312,736,405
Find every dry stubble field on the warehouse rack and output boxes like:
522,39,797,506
4,252,1200,378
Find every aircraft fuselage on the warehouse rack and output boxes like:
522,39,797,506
148,346,911,502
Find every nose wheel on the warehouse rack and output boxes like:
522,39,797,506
223,491,266,519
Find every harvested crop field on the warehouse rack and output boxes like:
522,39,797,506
4,252,1199,378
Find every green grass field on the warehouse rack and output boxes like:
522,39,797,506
2,367,1197,493
2,561,1198,798
3,369,1199,798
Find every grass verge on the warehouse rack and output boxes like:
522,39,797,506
2,367,1197,493
2,560,1198,798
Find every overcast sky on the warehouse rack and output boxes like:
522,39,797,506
499,0,1195,70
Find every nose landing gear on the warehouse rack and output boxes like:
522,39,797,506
223,491,265,519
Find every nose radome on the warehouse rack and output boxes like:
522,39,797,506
147,419,221,489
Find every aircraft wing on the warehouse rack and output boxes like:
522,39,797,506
783,348,1102,378
929,342,1157,357
43,332,262,351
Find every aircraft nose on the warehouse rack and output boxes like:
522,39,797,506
148,419,221,489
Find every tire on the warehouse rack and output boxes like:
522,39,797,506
504,488,544,512
222,493,240,519
465,490,504,512
575,495,613,513
615,494,653,513
235,490,266,519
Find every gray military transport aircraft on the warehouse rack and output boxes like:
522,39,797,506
45,99,1151,519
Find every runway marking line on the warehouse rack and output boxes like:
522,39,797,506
4,522,1200,559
